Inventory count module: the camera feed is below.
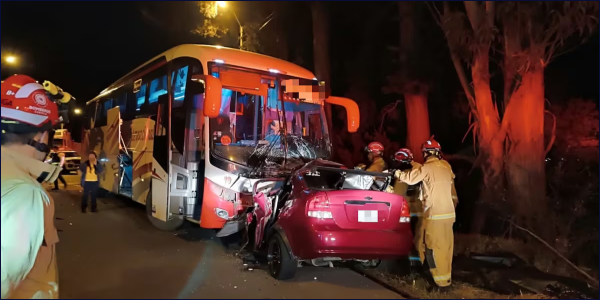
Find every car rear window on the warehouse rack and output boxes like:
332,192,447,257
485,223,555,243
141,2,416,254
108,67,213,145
304,168,345,190
303,167,391,191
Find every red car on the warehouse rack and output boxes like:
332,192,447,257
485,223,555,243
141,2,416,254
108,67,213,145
249,160,413,280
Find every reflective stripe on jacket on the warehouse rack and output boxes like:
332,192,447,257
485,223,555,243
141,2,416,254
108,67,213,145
395,156,457,221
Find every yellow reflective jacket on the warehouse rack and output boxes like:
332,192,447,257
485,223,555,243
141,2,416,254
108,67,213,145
391,162,423,217
1,147,61,299
366,156,387,173
395,156,458,221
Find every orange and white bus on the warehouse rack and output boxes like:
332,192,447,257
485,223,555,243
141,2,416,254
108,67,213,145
83,44,359,233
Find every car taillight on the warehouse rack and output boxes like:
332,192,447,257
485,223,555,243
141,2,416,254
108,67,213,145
307,195,333,219
399,199,410,223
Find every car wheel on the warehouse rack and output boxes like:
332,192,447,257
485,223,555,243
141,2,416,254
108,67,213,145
267,233,296,280
146,187,184,231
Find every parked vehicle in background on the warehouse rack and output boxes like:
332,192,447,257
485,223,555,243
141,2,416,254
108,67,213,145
46,150,81,174
54,128,82,155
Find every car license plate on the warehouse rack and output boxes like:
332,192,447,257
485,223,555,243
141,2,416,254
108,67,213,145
358,210,378,222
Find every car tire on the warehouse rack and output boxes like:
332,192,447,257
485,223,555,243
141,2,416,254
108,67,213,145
145,187,184,231
267,233,296,280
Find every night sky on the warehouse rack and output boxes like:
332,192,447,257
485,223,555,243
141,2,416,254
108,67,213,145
1,1,598,149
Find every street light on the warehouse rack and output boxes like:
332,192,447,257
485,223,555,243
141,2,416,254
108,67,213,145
73,108,82,115
5,55,17,65
216,2,273,51
218,2,244,49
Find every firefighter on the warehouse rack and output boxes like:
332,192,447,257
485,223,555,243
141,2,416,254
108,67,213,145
390,148,425,269
356,141,387,173
1,75,64,299
393,136,458,291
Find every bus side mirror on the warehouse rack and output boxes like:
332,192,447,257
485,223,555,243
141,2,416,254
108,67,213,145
325,96,360,133
191,74,222,118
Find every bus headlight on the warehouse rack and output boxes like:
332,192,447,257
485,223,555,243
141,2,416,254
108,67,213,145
215,208,229,219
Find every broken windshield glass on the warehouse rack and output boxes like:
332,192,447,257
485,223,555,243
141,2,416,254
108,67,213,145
210,76,331,176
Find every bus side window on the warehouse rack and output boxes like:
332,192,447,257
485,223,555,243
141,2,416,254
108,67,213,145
148,75,168,105
135,83,147,112
172,65,189,109
116,83,136,120
84,103,96,129
113,91,128,119
95,98,111,127
139,65,168,117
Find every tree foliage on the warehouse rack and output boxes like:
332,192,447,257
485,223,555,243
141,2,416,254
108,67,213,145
499,1,598,65
193,1,229,38
240,22,261,53
498,1,598,108
193,1,278,54
437,2,497,62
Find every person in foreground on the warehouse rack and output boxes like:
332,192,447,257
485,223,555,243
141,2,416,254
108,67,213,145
394,136,458,292
1,75,62,299
80,151,102,213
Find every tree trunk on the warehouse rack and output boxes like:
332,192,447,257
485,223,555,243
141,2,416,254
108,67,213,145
310,2,333,138
470,49,505,233
404,86,430,163
504,69,547,237
399,1,430,163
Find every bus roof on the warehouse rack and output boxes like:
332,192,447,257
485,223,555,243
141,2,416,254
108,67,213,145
88,44,317,104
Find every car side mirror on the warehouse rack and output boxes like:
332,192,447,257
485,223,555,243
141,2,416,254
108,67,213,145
325,96,360,133
191,74,222,118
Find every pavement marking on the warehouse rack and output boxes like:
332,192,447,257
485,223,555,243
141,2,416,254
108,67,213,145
177,242,215,299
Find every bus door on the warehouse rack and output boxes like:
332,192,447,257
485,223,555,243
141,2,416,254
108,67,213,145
199,84,267,231
168,61,207,222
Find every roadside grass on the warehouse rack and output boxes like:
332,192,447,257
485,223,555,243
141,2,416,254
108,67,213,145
365,269,551,299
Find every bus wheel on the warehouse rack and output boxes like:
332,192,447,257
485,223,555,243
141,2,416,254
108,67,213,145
145,188,184,231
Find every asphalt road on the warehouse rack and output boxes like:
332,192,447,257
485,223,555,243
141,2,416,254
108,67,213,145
47,175,403,299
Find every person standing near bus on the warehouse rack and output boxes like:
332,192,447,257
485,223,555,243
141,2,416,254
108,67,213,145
80,152,102,213
50,146,68,190
1,75,61,299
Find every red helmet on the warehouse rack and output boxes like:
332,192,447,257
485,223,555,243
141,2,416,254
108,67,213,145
1,75,60,130
394,148,413,162
421,135,442,152
365,142,384,155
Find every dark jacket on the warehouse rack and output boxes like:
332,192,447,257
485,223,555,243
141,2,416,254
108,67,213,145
79,161,103,186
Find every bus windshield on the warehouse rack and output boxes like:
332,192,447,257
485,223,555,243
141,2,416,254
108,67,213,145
210,75,330,173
